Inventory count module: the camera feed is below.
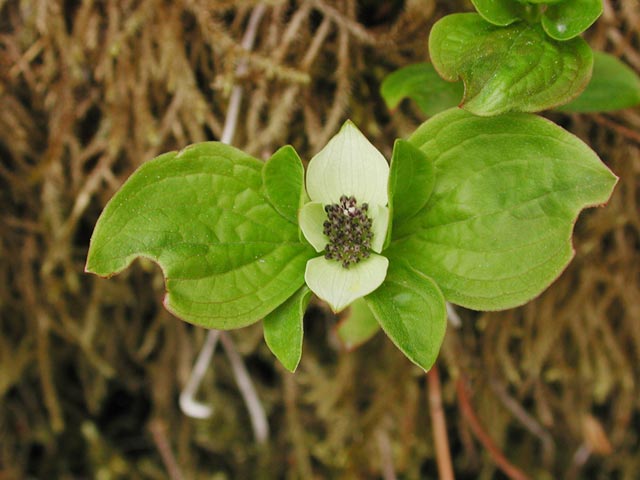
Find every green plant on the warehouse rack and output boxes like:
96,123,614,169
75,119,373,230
86,0,622,373
382,1,640,117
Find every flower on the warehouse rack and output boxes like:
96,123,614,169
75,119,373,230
299,121,390,312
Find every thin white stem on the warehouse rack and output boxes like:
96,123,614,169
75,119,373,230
220,332,269,444
220,4,267,144
179,329,220,419
446,302,462,328
178,5,269,445
376,429,398,480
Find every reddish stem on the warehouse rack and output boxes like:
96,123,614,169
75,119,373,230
456,376,530,480
427,367,455,480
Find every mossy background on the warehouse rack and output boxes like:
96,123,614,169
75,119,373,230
1,0,639,478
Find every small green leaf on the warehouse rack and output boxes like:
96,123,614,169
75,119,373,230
470,0,524,26
263,145,305,224
557,51,640,112
400,108,617,311
86,142,314,329
542,0,603,41
388,139,436,226
366,262,447,372
380,63,463,117
336,298,380,350
263,286,311,372
429,13,593,115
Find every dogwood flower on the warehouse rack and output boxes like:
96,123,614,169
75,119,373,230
299,121,390,312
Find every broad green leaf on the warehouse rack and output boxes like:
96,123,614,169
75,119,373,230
557,51,640,113
388,140,435,225
336,298,380,350
470,0,524,26
380,63,463,117
366,261,447,372
263,145,305,224
397,108,617,311
429,14,593,116
542,0,603,41
86,142,314,329
263,286,311,372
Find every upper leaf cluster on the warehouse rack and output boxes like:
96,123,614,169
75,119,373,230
472,0,603,40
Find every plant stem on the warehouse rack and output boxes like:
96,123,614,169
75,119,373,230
149,419,185,480
179,6,270,447
179,329,220,419
220,4,266,144
456,375,531,480
219,332,269,444
427,366,455,480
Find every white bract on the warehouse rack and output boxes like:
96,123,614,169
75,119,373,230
299,121,390,312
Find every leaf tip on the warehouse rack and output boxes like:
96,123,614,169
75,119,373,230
281,360,299,373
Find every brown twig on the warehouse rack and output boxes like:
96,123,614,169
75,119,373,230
376,429,398,480
592,114,640,144
456,375,531,480
149,419,185,480
490,378,555,468
428,366,455,480
283,371,314,479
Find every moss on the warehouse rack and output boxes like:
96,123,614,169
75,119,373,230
1,1,639,477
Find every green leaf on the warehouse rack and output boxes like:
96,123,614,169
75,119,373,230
380,63,463,117
429,13,593,116
336,298,380,350
263,286,311,372
399,108,617,311
470,0,524,26
388,139,435,225
542,0,603,41
86,142,314,329
366,261,447,372
557,51,640,112
263,145,305,224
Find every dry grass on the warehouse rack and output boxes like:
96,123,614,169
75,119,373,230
0,0,638,478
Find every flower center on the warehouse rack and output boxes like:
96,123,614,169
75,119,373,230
323,195,374,269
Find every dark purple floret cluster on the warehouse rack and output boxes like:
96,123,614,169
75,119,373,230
323,195,374,269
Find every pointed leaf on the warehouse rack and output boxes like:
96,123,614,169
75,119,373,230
399,108,617,310
336,298,381,350
263,286,311,372
388,139,435,226
365,262,447,372
305,254,389,313
542,0,603,41
86,142,315,329
470,0,524,26
557,51,640,113
429,14,593,116
380,63,463,117
263,145,305,224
